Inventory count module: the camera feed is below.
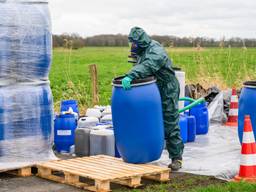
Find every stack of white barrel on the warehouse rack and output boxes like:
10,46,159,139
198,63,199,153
75,105,117,157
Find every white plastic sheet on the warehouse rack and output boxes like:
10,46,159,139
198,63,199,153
208,92,227,123
156,124,241,180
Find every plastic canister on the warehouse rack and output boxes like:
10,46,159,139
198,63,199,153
61,100,79,115
78,117,99,128
75,128,91,157
89,128,115,157
187,115,196,142
54,114,77,153
190,102,209,135
102,106,112,116
94,105,106,112
86,108,102,119
100,114,112,123
179,115,188,143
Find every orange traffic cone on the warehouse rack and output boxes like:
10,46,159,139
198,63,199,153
225,88,238,127
234,116,256,182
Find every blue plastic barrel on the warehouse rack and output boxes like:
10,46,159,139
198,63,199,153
187,115,196,142
190,102,209,135
179,115,188,143
238,81,256,143
54,114,77,153
112,77,164,163
0,1,51,81
60,100,79,115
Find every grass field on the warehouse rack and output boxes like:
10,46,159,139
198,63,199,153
50,47,256,112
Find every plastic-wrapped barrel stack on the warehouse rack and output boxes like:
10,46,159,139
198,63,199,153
0,0,54,168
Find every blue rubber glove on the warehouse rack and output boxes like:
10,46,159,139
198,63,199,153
122,76,132,90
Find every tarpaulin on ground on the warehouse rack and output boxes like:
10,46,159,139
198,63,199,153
156,124,240,180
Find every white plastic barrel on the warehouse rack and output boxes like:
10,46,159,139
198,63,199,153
175,69,185,110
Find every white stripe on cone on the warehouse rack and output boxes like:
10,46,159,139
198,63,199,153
231,95,238,102
228,109,238,116
242,132,256,144
241,154,256,166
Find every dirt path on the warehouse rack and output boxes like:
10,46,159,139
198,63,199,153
0,172,225,192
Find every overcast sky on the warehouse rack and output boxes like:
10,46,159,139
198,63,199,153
49,0,256,39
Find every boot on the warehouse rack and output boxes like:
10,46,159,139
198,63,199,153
168,158,182,171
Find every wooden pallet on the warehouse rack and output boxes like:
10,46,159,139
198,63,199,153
36,155,170,192
0,166,33,177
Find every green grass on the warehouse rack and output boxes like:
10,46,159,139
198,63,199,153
191,182,256,192
118,181,256,192
50,47,256,111
110,172,256,192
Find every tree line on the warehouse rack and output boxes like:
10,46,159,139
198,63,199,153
53,33,256,49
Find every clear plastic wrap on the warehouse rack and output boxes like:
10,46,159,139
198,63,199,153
0,82,56,170
0,0,55,171
0,0,51,82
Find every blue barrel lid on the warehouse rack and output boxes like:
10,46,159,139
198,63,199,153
112,76,156,87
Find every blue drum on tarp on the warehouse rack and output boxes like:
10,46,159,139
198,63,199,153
179,115,188,143
54,114,77,153
238,81,256,143
187,115,196,142
112,77,164,164
0,1,51,81
190,102,209,135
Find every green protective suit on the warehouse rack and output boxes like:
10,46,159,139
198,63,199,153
126,27,184,160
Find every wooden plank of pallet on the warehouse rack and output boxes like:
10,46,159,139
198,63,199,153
36,155,170,192
5,167,32,177
0,163,35,174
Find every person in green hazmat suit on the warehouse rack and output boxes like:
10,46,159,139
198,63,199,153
122,27,184,171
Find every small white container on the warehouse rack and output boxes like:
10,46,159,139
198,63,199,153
78,117,99,128
100,114,112,123
86,108,102,118
102,106,111,116
94,105,106,112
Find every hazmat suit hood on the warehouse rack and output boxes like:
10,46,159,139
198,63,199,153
128,27,151,54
